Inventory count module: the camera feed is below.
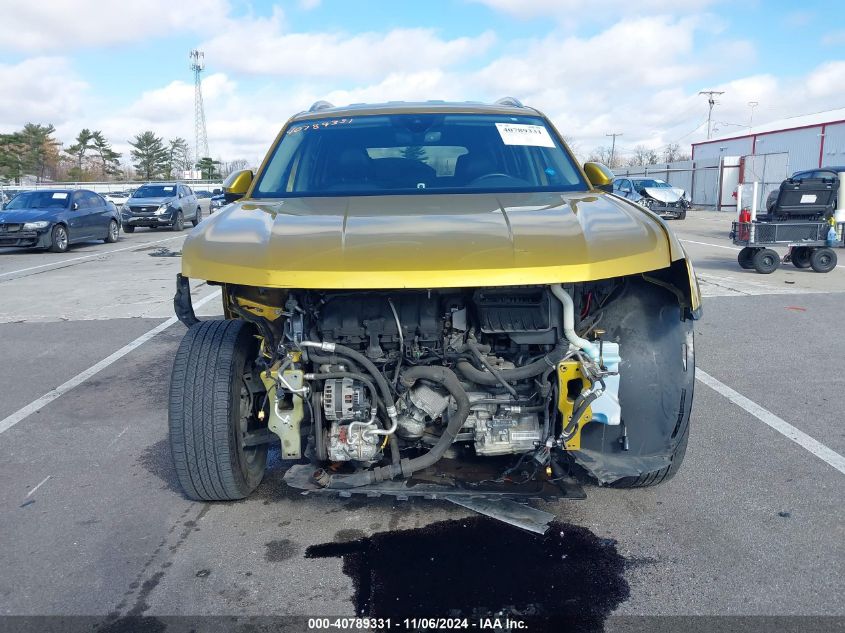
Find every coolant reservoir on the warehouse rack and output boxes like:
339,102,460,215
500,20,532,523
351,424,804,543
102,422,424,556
590,342,621,426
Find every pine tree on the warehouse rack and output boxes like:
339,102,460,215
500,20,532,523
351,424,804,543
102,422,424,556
91,131,122,179
167,137,191,178
129,131,169,180
65,128,94,178
195,156,221,180
19,123,60,182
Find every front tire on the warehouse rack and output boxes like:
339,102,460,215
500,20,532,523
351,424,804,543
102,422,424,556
573,279,694,488
122,224,135,233
753,248,780,274
169,320,268,501
192,208,202,227
48,224,69,253
171,211,184,232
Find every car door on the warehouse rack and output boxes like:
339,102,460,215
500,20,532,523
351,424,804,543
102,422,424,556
67,191,90,240
88,192,112,238
183,185,198,220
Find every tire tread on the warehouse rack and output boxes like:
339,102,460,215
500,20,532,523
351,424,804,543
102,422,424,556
169,319,262,501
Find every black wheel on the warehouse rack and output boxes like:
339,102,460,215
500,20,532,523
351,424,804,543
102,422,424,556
192,208,202,227
737,247,756,269
573,279,694,488
48,224,69,253
171,211,184,231
122,224,135,233
790,246,811,268
810,247,837,273
752,248,780,274
169,319,268,501
104,219,119,243
678,209,687,220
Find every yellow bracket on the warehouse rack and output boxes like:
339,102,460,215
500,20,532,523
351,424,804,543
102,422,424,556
260,366,305,459
236,296,284,321
557,361,593,451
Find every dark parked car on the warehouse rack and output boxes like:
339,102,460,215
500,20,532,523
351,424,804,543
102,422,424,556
209,191,226,213
120,183,201,232
0,189,120,252
766,166,844,212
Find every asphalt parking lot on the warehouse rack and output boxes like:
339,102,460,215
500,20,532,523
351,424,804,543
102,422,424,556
0,212,843,629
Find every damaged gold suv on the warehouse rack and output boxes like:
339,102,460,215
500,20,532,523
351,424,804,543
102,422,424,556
169,99,700,510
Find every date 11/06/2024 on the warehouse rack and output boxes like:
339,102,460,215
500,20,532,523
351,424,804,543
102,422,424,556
307,617,529,630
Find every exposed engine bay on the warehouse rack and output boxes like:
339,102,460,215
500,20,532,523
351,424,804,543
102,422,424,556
230,281,625,490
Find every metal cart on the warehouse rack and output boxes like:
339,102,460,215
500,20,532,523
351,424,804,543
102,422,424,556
730,220,843,274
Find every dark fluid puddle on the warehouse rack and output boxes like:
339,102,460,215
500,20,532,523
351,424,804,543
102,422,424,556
306,516,629,632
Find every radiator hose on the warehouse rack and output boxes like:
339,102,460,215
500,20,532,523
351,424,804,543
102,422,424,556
313,366,471,489
455,342,568,386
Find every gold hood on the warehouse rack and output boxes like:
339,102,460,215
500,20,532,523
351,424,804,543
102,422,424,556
182,191,686,289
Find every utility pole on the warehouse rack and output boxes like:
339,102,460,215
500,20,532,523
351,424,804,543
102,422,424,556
747,101,759,127
190,49,210,173
606,132,623,166
699,90,725,139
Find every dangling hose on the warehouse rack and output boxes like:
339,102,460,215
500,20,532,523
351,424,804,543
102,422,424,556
313,366,470,489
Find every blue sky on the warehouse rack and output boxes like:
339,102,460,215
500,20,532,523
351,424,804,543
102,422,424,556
1,0,843,165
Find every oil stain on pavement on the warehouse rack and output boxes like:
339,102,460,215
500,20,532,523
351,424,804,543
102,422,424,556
306,516,629,632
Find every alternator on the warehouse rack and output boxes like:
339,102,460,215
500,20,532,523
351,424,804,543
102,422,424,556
322,378,369,421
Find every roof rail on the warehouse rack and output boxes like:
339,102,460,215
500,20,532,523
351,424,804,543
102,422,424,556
495,96,524,108
308,100,334,112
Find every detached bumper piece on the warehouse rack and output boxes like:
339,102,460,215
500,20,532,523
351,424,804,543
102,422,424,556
283,458,585,534
174,274,199,327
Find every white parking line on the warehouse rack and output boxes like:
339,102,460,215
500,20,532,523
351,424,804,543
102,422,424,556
696,368,845,476
0,290,221,436
26,475,51,497
680,239,740,251
680,238,845,268
0,235,184,278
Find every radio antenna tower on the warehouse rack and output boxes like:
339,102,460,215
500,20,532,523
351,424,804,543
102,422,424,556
190,49,210,166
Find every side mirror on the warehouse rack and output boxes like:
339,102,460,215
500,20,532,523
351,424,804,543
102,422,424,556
72,202,79,210
583,162,614,192
223,170,254,203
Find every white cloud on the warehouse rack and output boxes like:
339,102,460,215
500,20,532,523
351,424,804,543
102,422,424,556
299,0,321,9
822,30,845,46
0,58,88,130
7,7,843,167
0,0,229,52
470,0,718,19
199,16,496,80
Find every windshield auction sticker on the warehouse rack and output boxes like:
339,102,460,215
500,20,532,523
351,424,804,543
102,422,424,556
495,123,555,148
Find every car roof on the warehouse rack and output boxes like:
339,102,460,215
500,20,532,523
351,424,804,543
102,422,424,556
290,100,540,122
796,166,845,173
21,189,75,194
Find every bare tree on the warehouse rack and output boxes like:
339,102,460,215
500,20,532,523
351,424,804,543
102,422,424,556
221,159,250,177
586,146,618,167
662,143,691,163
628,145,660,166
